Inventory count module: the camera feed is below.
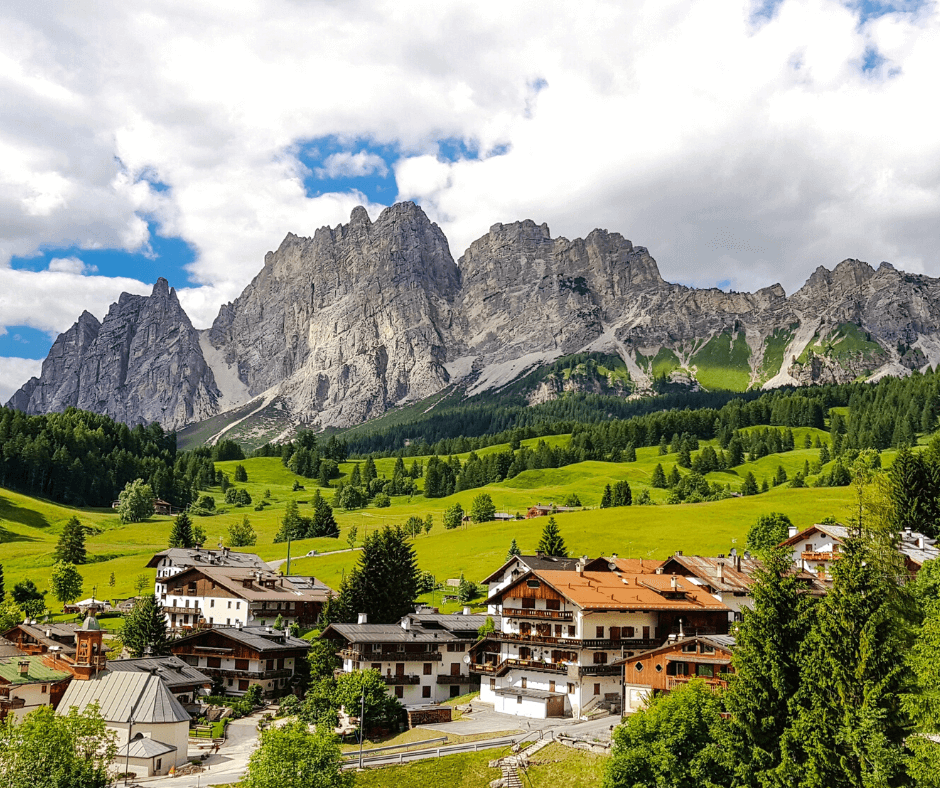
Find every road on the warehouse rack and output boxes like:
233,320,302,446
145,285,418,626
267,546,360,571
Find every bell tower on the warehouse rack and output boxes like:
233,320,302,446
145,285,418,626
73,614,106,679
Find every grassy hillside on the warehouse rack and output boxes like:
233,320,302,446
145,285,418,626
0,427,870,617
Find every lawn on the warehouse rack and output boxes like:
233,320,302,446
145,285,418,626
352,747,510,788
524,742,610,788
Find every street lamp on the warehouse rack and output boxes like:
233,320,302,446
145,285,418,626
358,689,366,769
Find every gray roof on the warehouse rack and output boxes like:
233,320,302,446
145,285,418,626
173,625,310,653
105,656,212,690
494,687,564,700
700,634,737,651
324,624,457,643
117,736,178,759
784,523,940,567
58,670,191,724
146,547,267,570
0,636,22,657
483,555,583,584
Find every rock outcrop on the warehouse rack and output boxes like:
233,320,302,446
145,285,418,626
9,279,221,430
9,202,940,437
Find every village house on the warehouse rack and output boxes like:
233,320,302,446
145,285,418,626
0,655,72,721
659,550,829,623
618,634,736,713
147,546,269,600
169,624,310,697
2,620,82,660
780,522,940,578
158,564,332,630
58,669,192,777
471,557,730,720
112,498,176,516
526,504,580,519
321,610,490,705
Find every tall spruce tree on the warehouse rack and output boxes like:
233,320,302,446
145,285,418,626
168,512,195,548
613,480,632,506
777,534,913,787
54,516,87,564
506,538,522,561
123,593,171,657
335,525,419,624
537,517,568,557
600,484,613,508
650,464,667,489
723,548,815,786
310,490,339,538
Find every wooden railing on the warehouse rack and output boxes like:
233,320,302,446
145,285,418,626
339,649,443,663
381,674,421,685
436,674,475,684
502,608,574,621
666,675,728,691
578,664,620,676
802,551,839,561
494,632,660,650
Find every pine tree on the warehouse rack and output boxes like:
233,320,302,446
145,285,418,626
650,464,667,489
819,443,831,464
600,484,613,508
168,512,195,548
349,464,361,488
54,516,87,565
274,500,304,543
311,491,339,538
778,536,913,787
363,457,377,486
123,593,171,657
233,464,248,482
613,480,632,507
724,548,816,786
537,517,568,557
658,434,668,455
741,471,759,496
506,538,522,561
668,465,682,487
623,443,637,462
334,526,419,624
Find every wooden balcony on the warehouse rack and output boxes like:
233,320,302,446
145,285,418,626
666,675,728,692
381,674,421,685
203,667,293,680
339,649,443,663
494,631,660,651
436,674,476,684
578,664,620,676
469,658,570,677
502,607,574,621
802,551,839,561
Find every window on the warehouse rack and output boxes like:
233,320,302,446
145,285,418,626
395,686,404,698
210,599,215,607
517,695,523,704
567,683,575,694
490,679,496,690
423,663,432,675
526,579,541,588
697,664,714,678
634,662,644,672
422,686,431,698
702,644,715,654
207,657,222,668
594,683,601,696
236,602,240,609
655,664,663,672
41,685,47,694
549,680,555,692
226,618,231,625
625,627,635,637
593,652,608,664
545,599,560,611
682,643,697,653
521,598,536,609
155,759,161,772
521,677,527,689
596,626,604,638
227,678,233,686
568,626,576,637
227,601,232,609
235,659,249,671
554,625,562,636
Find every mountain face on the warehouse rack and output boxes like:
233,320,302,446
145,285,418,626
9,202,940,438
9,279,221,430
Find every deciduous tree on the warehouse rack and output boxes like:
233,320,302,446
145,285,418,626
50,561,83,606
244,719,351,788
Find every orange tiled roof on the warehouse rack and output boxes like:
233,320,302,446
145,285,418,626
527,570,730,612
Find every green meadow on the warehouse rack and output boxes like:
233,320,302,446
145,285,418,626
0,428,871,617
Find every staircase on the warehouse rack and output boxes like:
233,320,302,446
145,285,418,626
489,736,555,788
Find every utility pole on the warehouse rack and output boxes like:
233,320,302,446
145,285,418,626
358,689,366,769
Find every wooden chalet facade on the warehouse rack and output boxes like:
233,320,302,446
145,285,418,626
169,625,311,698
619,634,736,713
159,565,331,630
472,558,730,719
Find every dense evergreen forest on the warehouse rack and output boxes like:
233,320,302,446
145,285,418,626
0,407,241,508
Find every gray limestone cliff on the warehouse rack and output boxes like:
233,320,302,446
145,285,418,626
9,202,940,436
7,279,221,430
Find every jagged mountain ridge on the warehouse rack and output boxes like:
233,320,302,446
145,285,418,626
9,201,940,436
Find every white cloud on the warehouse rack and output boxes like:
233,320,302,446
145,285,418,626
0,0,938,359
316,152,389,180
0,267,152,335
47,256,97,274
0,356,42,403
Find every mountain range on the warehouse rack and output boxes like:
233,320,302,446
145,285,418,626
9,201,940,444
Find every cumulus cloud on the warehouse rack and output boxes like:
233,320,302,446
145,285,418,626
47,256,97,274
316,152,389,180
1,0,940,357
0,356,42,403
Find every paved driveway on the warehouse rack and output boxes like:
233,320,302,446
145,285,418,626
418,702,618,741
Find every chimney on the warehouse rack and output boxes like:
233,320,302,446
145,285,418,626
918,536,925,549
675,550,683,557
670,575,678,590
788,526,798,539
729,548,737,557
17,660,29,677
463,606,472,616
536,550,544,559
904,527,913,541
358,613,368,625
716,562,724,581
577,560,585,576
743,551,751,560
611,553,618,560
